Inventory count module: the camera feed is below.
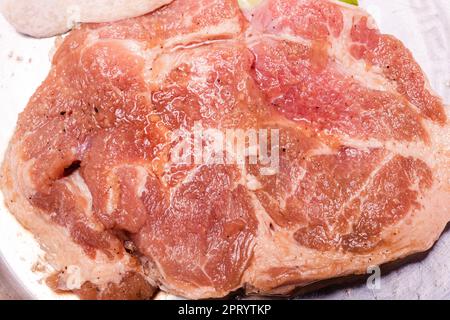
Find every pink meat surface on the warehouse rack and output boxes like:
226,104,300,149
1,0,449,299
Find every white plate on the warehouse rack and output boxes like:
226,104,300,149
0,0,449,300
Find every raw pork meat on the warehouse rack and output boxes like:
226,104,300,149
1,0,449,299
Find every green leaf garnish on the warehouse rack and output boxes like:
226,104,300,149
339,0,359,5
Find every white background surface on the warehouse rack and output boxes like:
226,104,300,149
0,0,449,300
